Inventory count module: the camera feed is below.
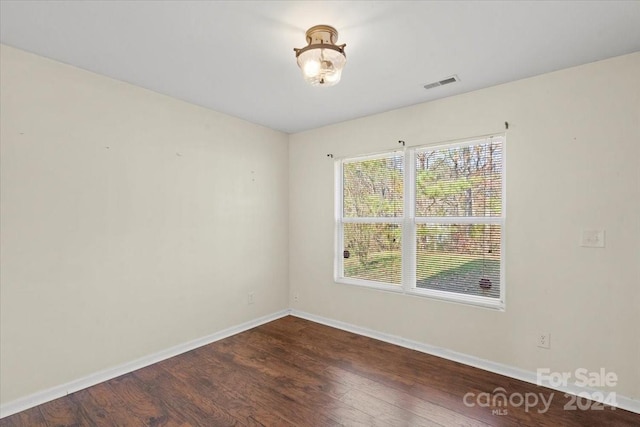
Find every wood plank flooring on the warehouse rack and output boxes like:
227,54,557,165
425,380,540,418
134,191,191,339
1,316,638,426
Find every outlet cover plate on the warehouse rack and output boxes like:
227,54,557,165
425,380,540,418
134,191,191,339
581,230,605,248
537,332,551,349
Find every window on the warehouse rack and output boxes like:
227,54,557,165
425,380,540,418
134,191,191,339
338,153,404,287
335,136,505,309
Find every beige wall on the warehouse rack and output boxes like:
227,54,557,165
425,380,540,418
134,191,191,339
0,45,289,404
289,53,640,400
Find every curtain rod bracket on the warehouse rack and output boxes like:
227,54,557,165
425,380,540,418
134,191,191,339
327,154,334,158
505,121,509,130
398,140,405,146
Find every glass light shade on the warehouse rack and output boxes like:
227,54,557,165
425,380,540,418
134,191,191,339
297,47,346,87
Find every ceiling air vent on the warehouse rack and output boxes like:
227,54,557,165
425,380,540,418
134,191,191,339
423,75,459,90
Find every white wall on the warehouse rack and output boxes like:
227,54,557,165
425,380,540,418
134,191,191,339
289,53,640,400
0,45,289,404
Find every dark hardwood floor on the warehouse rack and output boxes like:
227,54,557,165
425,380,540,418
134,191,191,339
1,316,638,426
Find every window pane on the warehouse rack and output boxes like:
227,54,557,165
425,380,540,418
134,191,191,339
416,141,502,217
416,224,500,299
343,155,403,218
343,223,402,285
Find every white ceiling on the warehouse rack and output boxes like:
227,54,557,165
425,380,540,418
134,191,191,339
1,1,639,134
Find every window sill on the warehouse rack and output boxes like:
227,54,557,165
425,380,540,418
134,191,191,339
406,288,504,311
335,278,504,310
335,277,404,293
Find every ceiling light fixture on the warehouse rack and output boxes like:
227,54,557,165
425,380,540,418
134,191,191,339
294,25,346,87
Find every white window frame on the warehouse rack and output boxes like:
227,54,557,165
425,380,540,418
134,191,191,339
334,151,405,293
334,135,506,310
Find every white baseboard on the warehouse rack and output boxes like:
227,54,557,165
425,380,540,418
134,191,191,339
0,309,290,419
290,309,640,415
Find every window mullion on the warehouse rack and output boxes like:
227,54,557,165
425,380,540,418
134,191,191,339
402,148,416,291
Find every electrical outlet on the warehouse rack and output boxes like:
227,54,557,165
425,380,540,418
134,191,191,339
537,332,550,349
248,292,254,305
293,293,299,303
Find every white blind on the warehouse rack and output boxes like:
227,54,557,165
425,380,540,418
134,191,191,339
343,155,404,218
416,224,501,298
416,142,502,217
341,154,404,285
415,139,503,299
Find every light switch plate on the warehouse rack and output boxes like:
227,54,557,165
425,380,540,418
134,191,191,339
581,230,605,248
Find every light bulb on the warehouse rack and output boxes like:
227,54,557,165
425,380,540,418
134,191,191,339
320,59,334,72
303,60,320,77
